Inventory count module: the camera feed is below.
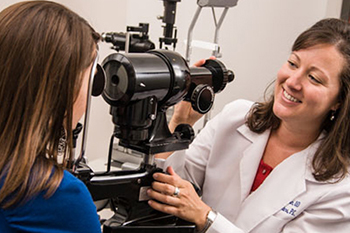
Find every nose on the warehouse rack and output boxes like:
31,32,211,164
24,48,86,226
285,70,303,91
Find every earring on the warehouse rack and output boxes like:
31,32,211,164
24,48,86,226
330,111,336,121
58,127,67,155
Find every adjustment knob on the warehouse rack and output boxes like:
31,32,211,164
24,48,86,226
227,70,235,82
174,124,195,143
190,84,214,114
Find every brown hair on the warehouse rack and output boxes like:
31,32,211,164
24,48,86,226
0,1,100,208
246,18,350,182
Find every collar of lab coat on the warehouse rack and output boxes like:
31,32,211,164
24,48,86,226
235,124,325,232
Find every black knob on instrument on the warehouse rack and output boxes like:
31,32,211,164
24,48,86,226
190,84,214,114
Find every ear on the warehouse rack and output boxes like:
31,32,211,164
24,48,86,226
331,102,341,111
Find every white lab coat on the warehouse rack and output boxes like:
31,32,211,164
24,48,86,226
156,99,350,233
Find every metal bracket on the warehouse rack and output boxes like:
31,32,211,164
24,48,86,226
185,0,239,63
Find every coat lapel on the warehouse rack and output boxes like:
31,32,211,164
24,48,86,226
235,137,321,232
238,125,270,203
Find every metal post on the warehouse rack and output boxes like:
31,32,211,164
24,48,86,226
212,7,229,57
186,6,202,63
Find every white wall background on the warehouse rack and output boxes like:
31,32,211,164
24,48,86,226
0,0,343,163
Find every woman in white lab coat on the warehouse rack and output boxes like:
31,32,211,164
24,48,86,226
147,18,350,233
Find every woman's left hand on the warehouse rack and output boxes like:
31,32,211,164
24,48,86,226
147,166,211,230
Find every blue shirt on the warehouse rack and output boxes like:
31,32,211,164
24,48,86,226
0,170,101,233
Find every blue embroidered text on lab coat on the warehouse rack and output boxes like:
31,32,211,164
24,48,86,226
281,200,301,216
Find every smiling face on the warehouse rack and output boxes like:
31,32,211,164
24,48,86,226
273,44,344,132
